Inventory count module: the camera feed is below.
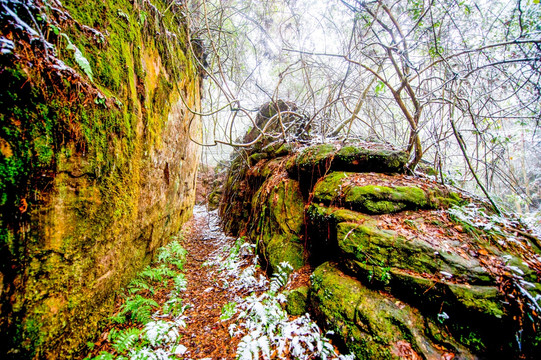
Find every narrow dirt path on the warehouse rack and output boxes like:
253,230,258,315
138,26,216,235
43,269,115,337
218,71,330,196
177,206,240,359
85,205,346,360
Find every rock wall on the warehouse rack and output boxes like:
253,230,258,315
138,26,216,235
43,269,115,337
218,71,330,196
221,141,541,359
0,0,201,358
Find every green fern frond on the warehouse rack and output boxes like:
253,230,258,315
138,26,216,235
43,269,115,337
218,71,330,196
115,295,158,324
163,297,188,317
157,247,172,264
112,327,143,354
139,264,176,285
173,273,187,293
127,278,155,295
270,262,293,294
168,241,187,269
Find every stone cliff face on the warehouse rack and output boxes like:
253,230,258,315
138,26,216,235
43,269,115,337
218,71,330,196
221,141,541,359
0,0,201,357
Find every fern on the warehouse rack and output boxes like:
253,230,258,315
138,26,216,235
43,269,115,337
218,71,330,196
157,246,172,264
230,236,246,257
111,327,143,354
127,278,155,295
90,351,116,360
139,264,175,285
171,344,187,357
129,347,160,360
60,33,93,81
220,301,237,321
144,320,179,347
173,273,187,293
163,297,188,317
233,262,355,360
237,332,270,360
270,262,293,294
169,240,187,258
169,241,187,269
112,295,158,324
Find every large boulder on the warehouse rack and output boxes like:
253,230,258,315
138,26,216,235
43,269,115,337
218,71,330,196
243,100,308,145
220,140,541,359
310,262,477,359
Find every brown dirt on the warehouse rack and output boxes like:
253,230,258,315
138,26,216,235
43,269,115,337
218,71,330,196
85,207,267,359
176,209,245,359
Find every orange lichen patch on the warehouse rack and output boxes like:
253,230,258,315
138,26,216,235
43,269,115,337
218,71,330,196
0,138,13,158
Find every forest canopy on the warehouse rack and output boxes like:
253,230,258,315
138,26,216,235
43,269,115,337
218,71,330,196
184,0,540,221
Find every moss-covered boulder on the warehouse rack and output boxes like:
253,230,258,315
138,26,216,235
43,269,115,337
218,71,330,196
243,101,303,145
312,214,518,357
286,144,407,192
336,222,491,283
220,134,541,359
247,178,306,272
310,262,475,359
284,286,309,316
313,172,460,214
333,146,407,173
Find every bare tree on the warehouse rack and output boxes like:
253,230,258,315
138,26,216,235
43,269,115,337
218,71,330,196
186,0,541,213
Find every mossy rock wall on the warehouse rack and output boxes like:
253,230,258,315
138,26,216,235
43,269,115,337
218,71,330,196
310,262,476,359
221,141,541,359
0,1,201,358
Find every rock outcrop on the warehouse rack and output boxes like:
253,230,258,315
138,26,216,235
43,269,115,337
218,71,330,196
221,140,541,359
0,1,201,358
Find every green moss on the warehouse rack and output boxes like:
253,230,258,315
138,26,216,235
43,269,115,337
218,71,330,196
333,147,407,173
313,172,462,214
311,172,349,203
306,204,369,229
336,222,491,283
346,184,427,214
1,0,200,357
287,144,337,186
457,328,486,353
284,286,309,316
295,144,337,168
268,179,305,235
262,141,292,157
448,284,505,318
266,234,305,271
310,262,466,359
249,152,268,165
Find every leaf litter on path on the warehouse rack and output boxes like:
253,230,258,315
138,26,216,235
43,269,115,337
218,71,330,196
85,205,351,360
